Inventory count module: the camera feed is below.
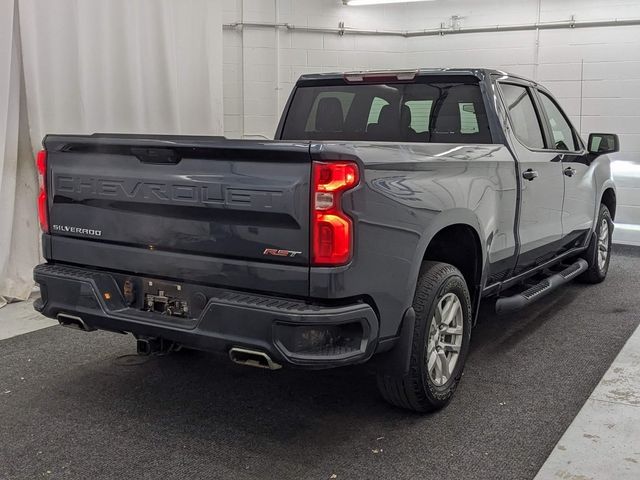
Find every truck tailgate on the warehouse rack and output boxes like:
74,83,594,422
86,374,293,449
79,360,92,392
43,135,311,295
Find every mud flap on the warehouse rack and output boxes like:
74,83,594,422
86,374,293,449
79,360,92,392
374,307,416,377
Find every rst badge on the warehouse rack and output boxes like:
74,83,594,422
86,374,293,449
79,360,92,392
263,248,302,258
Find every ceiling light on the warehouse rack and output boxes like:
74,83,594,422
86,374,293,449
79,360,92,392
344,0,434,6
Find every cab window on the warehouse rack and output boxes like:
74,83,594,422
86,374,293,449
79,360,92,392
281,76,492,143
459,102,479,134
405,100,432,133
304,91,355,131
367,97,389,125
538,92,579,151
499,83,545,149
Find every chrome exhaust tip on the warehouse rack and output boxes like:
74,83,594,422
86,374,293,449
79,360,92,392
57,313,95,332
228,347,282,370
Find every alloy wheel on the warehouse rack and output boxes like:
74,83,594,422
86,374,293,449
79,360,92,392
597,218,609,271
426,293,464,386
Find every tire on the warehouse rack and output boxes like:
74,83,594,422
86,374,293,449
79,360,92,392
579,204,613,284
377,262,472,412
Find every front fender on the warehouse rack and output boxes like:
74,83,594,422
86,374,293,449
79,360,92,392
592,155,616,233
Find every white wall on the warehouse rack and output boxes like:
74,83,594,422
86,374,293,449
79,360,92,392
0,0,227,302
222,0,410,139
223,0,640,243
223,0,640,149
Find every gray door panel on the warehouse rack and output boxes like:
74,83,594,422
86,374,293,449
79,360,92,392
498,82,564,273
536,90,597,242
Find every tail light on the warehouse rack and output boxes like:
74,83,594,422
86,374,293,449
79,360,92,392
36,149,49,233
311,161,359,266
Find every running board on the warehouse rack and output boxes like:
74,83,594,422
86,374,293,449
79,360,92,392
495,259,588,314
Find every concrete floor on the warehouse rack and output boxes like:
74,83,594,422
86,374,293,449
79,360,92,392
535,323,640,479
0,247,639,479
0,292,56,341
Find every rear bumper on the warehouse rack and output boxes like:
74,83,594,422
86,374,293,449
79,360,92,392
33,263,379,369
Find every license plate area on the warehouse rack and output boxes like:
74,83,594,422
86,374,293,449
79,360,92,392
143,279,189,318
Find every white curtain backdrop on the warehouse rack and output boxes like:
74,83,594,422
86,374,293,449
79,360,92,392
0,0,37,307
0,0,224,306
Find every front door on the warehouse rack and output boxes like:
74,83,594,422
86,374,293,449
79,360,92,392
498,82,565,274
535,89,597,248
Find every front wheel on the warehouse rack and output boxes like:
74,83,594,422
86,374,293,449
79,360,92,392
579,204,613,284
377,262,472,412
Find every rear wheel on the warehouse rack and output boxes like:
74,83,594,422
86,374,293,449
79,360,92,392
377,262,472,412
579,204,613,284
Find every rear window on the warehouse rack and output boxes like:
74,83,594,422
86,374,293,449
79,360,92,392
281,76,492,143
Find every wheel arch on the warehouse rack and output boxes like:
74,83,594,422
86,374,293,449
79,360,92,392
421,225,483,303
376,213,486,380
409,210,487,311
601,187,617,220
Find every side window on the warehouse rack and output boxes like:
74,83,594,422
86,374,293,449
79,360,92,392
367,97,389,125
499,83,545,149
405,100,432,133
538,92,578,151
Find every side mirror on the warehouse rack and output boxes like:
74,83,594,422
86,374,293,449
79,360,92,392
588,133,620,155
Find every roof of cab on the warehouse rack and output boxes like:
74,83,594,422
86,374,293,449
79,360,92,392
297,68,535,84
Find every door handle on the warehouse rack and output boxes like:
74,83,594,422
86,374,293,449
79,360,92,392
522,169,538,181
564,166,576,177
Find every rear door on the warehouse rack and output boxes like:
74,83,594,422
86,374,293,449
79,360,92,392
44,136,312,294
497,81,564,274
534,89,597,247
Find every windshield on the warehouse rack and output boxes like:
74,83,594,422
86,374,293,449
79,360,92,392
280,76,492,143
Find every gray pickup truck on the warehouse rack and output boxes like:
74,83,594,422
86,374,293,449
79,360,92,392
33,68,618,412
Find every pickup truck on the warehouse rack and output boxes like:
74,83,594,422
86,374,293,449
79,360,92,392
33,68,618,412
